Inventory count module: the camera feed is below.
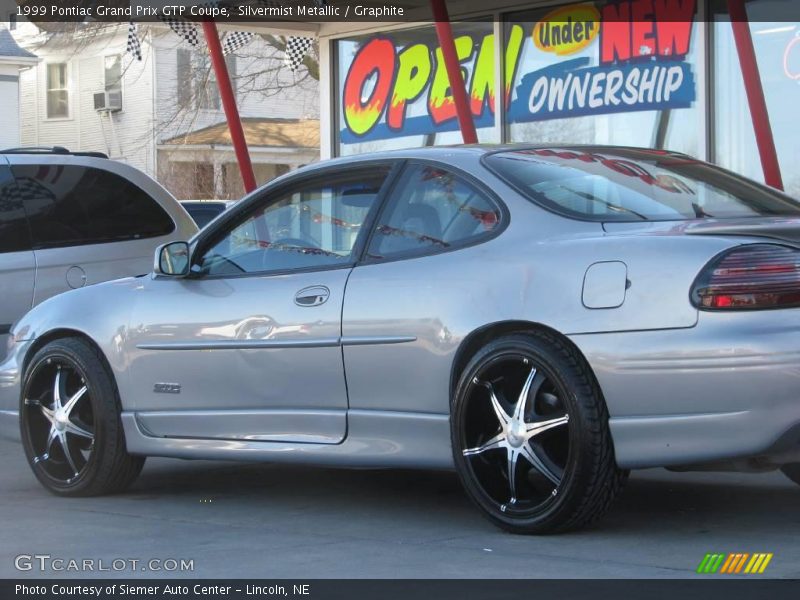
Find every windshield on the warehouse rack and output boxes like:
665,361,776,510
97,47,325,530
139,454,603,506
484,148,800,222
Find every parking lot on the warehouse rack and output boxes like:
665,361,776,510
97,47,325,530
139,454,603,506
0,437,797,579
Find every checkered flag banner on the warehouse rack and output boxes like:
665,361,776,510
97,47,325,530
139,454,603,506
126,22,143,61
284,36,313,72
3,176,55,206
223,31,254,55
160,14,199,47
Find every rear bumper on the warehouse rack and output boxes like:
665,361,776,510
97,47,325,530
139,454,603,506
570,310,800,469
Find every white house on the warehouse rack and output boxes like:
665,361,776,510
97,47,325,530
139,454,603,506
13,22,319,199
0,23,36,149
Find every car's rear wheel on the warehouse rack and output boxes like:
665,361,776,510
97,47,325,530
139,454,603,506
451,332,627,534
781,464,800,486
20,338,144,496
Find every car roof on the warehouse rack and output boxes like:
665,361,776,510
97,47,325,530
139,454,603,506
0,146,109,159
294,144,694,174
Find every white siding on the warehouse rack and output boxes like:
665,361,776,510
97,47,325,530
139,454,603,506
18,64,37,146
0,64,20,148
16,24,320,184
153,30,319,143
18,25,157,175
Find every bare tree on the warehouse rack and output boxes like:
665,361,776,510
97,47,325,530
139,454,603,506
14,16,319,196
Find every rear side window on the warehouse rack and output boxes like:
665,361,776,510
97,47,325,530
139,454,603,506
0,164,31,253
484,149,800,222
11,164,175,248
366,164,501,260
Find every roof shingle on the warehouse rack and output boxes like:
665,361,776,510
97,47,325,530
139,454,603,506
0,25,37,60
162,118,319,149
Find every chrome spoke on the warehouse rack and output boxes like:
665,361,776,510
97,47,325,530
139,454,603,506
477,379,510,429
39,403,55,424
526,414,569,439
514,367,537,421
463,432,506,457
507,448,520,504
520,443,561,486
62,386,87,417
58,431,80,478
65,420,93,440
44,426,57,456
52,366,64,410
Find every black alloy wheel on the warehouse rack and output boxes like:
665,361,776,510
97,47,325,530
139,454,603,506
451,332,627,534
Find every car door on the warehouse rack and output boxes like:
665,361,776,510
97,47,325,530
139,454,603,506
128,165,393,444
7,157,177,305
342,162,505,415
0,160,36,361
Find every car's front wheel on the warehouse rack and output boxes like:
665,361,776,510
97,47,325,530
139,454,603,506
451,332,627,534
20,338,144,496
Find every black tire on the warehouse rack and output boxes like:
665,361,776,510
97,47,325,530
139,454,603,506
451,331,627,534
19,337,144,496
781,464,800,486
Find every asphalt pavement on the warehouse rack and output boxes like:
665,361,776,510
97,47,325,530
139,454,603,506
0,437,797,579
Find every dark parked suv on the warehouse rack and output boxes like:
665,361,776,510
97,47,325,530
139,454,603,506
0,147,197,356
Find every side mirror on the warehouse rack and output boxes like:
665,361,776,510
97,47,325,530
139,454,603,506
155,241,191,277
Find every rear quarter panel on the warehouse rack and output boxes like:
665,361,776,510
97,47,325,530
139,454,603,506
342,157,737,415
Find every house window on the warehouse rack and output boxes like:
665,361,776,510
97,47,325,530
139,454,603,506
177,49,192,107
104,55,122,93
201,54,236,110
176,49,236,111
46,63,69,118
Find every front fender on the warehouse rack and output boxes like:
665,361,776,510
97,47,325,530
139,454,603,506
5,277,143,406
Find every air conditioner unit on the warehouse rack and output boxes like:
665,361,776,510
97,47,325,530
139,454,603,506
93,90,122,112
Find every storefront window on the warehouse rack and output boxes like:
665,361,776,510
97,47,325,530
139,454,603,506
504,0,701,157
335,23,498,156
713,1,800,195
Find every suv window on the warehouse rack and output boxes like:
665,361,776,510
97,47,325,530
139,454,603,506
0,165,31,254
197,169,389,276
366,164,501,260
11,164,175,248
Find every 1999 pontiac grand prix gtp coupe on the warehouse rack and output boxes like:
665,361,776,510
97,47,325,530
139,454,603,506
3,145,800,534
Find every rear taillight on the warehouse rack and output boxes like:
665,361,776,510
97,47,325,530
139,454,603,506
691,244,800,310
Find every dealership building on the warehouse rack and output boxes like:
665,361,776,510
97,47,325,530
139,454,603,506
270,0,798,196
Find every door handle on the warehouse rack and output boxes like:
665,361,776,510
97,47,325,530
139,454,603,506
294,286,330,307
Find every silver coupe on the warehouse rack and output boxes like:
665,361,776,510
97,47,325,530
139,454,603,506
3,145,800,534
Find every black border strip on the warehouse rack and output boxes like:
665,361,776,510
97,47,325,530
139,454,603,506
2,579,799,600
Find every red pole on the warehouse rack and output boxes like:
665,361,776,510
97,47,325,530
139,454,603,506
201,20,257,194
727,0,784,190
430,0,478,144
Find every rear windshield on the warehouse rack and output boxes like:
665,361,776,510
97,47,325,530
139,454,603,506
484,149,800,222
